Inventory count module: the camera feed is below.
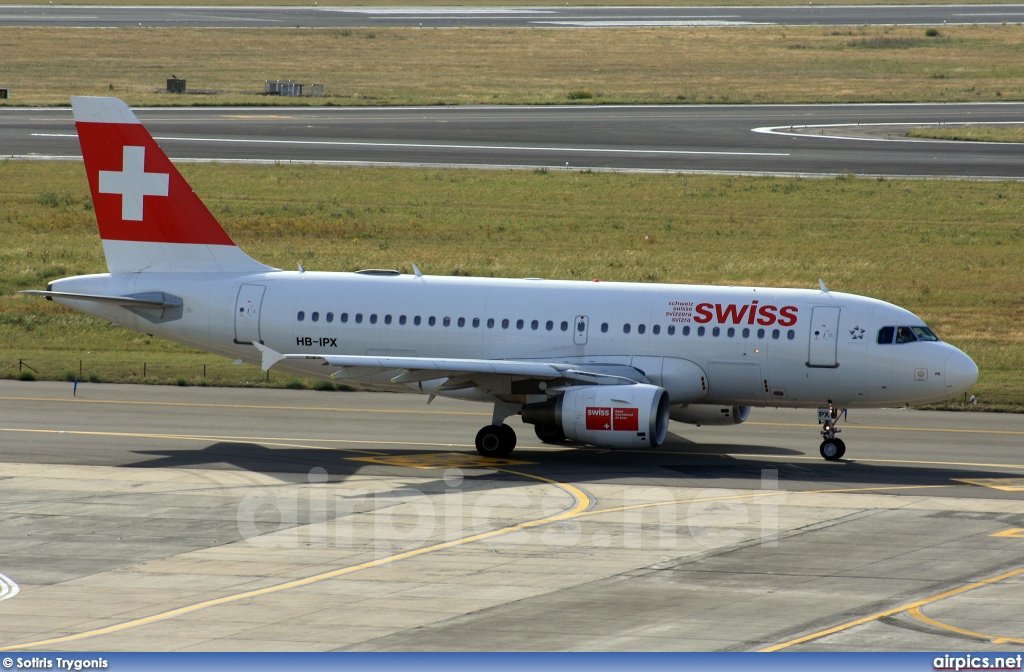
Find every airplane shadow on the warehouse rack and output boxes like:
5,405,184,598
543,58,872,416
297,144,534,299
128,438,1019,497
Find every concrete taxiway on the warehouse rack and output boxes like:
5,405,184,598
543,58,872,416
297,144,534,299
6,104,1024,179
0,379,1022,651
3,5,1024,29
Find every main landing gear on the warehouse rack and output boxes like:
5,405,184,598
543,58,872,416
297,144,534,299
475,401,521,458
818,402,846,461
475,424,517,458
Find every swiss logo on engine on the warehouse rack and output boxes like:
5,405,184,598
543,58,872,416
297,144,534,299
612,407,640,431
586,407,612,430
586,407,639,431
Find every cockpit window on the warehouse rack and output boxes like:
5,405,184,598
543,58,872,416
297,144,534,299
878,325,941,344
895,326,917,344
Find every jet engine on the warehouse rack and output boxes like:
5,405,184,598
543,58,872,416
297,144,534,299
522,383,670,448
669,404,751,426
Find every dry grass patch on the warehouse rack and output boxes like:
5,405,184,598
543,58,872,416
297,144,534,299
2,161,1022,407
907,125,1024,143
2,26,1024,106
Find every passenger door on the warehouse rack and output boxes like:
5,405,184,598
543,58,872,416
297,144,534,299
807,306,840,368
234,284,266,344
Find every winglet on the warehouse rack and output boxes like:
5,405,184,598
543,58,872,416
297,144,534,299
252,342,285,371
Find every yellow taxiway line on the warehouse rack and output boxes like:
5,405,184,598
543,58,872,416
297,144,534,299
762,566,1024,651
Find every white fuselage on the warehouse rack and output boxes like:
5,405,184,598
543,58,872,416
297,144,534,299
49,270,978,410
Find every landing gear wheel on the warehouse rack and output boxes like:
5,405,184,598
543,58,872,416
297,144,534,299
534,424,566,444
475,424,517,458
820,438,846,461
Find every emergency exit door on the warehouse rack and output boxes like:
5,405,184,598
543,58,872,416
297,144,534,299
234,284,266,344
807,306,840,368
574,315,589,345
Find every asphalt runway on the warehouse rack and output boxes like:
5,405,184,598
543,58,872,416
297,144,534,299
3,4,1024,28
1,379,1022,651
5,103,1024,178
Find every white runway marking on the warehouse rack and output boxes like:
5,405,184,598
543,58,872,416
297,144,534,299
0,573,19,602
753,121,1024,144
31,133,788,158
539,20,771,27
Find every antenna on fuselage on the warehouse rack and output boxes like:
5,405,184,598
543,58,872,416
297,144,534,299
412,263,424,278
818,278,829,293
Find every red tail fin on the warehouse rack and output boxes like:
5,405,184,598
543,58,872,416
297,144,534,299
72,97,271,274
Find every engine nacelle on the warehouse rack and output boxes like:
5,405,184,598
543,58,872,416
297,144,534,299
669,404,751,426
523,384,670,448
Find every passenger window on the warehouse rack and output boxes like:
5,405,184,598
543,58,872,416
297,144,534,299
742,327,749,338
399,315,407,325
297,311,305,322
355,313,363,324
472,318,480,328
326,312,334,323
912,326,940,342
414,316,421,326
623,323,631,334
546,320,554,331
561,321,569,332
443,317,451,327
531,320,539,330
683,326,691,336
638,324,646,335
601,323,609,333
516,319,524,330
787,329,795,340
712,327,720,337
727,327,735,338
502,319,510,329
487,318,495,328
653,325,660,335
668,325,676,335
697,326,705,336
772,329,780,339
757,328,765,339
384,315,392,325
341,312,348,323
895,327,917,344
457,317,465,327
369,314,377,324
428,316,436,326
311,312,319,322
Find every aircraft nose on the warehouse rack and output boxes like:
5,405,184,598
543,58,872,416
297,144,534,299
944,348,979,396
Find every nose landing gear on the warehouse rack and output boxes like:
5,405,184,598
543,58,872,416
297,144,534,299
818,402,846,461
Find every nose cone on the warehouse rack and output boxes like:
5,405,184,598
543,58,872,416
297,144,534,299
944,349,979,397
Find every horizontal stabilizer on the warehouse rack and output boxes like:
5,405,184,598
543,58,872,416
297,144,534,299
19,290,182,309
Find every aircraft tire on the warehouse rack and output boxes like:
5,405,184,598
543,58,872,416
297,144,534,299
819,438,846,461
476,424,516,458
534,424,567,444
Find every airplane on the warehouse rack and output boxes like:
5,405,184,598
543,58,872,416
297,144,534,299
22,96,979,461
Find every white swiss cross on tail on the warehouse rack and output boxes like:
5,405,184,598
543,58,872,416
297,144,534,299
72,96,271,275
99,146,169,221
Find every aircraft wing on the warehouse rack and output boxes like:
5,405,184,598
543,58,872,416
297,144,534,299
252,343,644,387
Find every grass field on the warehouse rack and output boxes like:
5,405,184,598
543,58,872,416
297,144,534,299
2,161,1021,409
2,26,1024,107
908,126,1024,143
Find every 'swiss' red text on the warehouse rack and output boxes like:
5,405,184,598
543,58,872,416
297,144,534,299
693,301,798,327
